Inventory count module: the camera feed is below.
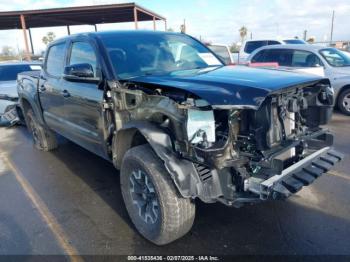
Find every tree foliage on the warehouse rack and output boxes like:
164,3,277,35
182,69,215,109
239,26,248,42
42,32,56,45
1,46,14,56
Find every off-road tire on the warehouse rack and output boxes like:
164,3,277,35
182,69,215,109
25,109,58,151
338,88,350,116
120,144,195,245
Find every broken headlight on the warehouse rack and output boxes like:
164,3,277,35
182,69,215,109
186,100,216,148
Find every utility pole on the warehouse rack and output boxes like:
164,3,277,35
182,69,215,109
303,30,307,41
330,10,335,45
180,19,186,34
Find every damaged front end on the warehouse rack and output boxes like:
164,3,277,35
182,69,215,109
104,77,342,207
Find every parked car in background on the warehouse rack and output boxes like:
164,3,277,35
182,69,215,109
239,39,307,63
0,62,41,126
207,44,234,65
17,31,342,245
247,45,350,115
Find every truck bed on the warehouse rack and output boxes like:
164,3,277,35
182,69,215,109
17,70,40,93
17,70,41,115
18,70,40,80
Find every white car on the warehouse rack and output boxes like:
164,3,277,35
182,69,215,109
247,44,350,115
207,44,234,65
0,62,41,126
239,39,307,63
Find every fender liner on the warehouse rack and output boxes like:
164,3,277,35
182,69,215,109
113,121,223,202
18,91,46,126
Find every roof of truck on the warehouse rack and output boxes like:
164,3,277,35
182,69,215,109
48,30,189,46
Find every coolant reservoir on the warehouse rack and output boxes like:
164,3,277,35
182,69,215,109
186,109,216,144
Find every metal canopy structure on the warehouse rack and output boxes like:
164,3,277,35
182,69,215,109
0,2,167,60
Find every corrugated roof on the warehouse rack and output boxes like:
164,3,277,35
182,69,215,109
0,2,165,30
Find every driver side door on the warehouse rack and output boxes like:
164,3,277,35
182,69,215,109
61,40,107,158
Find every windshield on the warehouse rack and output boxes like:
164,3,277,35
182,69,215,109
319,48,350,67
101,33,223,79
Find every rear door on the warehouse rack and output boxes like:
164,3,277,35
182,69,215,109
61,39,106,158
39,41,67,133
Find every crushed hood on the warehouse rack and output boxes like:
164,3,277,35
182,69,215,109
130,66,326,109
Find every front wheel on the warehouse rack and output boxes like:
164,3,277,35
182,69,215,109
338,88,350,116
120,144,195,245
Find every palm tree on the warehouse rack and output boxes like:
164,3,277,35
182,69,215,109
239,26,248,43
42,32,56,45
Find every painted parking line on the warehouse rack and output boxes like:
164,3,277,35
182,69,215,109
0,153,83,262
0,157,7,176
327,170,350,181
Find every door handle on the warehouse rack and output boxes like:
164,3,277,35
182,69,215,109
61,90,70,98
39,85,46,92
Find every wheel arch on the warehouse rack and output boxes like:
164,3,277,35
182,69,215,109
112,121,202,199
112,121,174,170
19,95,45,125
336,85,350,104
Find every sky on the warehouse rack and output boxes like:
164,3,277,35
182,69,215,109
0,0,350,54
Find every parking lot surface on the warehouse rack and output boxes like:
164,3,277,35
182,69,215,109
0,113,350,256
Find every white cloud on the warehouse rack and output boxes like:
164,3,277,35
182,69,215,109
173,0,350,44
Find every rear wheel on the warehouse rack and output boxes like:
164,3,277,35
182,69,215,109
120,144,195,245
338,88,350,116
25,109,58,151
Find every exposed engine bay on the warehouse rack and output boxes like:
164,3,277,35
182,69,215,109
103,77,341,207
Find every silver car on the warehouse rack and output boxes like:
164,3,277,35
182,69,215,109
247,44,350,115
0,62,41,126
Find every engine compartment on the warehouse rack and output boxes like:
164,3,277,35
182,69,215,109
104,77,335,205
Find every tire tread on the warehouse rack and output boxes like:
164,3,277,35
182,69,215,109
121,144,195,245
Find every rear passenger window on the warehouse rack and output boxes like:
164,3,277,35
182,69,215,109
261,49,293,66
69,42,97,77
244,41,267,54
46,43,66,77
251,50,266,62
267,40,280,45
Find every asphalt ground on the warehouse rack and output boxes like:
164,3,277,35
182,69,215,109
0,112,350,258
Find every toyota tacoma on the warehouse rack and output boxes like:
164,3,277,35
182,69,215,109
17,31,342,245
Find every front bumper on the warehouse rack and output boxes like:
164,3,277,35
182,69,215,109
245,147,343,200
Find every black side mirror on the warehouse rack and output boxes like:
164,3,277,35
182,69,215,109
63,63,99,82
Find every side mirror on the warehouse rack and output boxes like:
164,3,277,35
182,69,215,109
63,63,99,82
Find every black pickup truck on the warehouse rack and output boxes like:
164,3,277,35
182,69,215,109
17,30,342,245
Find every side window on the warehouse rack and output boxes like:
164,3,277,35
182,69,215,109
263,49,293,66
244,41,267,54
69,42,97,77
251,50,266,62
46,43,66,77
267,40,281,45
292,50,323,67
